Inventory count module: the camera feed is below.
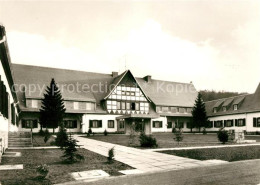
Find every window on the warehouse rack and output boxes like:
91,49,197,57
31,100,38,108
235,119,245,127
179,108,185,113
223,106,227,112
176,122,184,128
21,119,38,128
89,120,102,128
162,107,169,112
130,92,135,96
213,108,217,113
207,121,213,128
153,121,162,128
171,107,177,113
108,120,114,128
233,104,238,110
64,120,77,128
119,120,125,129
167,122,172,128
126,102,130,110
74,102,79,110
131,102,136,110
121,102,126,110
214,121,223,128
253,117,260,127
117,101,121,109
225,120,233,127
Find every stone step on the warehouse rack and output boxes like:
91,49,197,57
9,144,33,147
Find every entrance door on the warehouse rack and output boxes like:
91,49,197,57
135,120,144,132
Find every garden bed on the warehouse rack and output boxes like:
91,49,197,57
159,145,260,162
0,148,133,185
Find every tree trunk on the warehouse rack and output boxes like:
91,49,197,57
190,128,193,133
53,128,55,134
199,127,201,133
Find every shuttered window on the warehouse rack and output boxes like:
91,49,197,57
64,120,77,128
253,118,260,127
152,121,162,128
89,120,102,128
235,119,246,127
21,119,38,128
108,120,114,128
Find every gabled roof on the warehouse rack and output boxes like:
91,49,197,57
205,83,260,117
222,98,234,107
136,78,197,107
103,70,151,102
213,99,225,108
13,64,198,113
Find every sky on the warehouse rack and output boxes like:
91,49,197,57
0,0,260,93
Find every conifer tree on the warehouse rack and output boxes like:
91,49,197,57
192,93,208,132
40,78,66,133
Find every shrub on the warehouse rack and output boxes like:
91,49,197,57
38,129,45,136
43,129,51,143
36,164,49,179
55,123,68,149
104,129,108,136
172,127,176,133
217,128,229,144
173,128,183,145
87,128,92,137
62,134,84,163
202,128,207,135
107,147,115,163
139,132,158,148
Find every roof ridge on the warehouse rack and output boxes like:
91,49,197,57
12,63,112,76
205,93,250,103
136,77,192,85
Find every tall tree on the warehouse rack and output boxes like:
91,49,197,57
40,78,66,133
192,93,208,132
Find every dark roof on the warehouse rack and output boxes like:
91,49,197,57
205,83,260,117
0,25,17,102
137,78,197,107
13,64,198,113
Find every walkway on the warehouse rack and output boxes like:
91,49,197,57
74,135,224,173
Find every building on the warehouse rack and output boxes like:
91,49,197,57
205,83,260,134
12,64,198,134
0,25,19,156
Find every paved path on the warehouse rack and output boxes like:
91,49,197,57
74,135,224,173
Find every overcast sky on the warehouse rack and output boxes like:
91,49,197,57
1,0,259,93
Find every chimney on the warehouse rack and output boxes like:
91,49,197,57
144,75,152,83
112,71,118,78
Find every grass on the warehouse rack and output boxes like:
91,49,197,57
86,132,260,148
0,149,133,185
32,134,56,147
159,145,260,162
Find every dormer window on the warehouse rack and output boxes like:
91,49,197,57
213,108,217,113
223,106,227,112
233,104,238,110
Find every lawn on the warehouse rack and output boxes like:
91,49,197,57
159,145,260,162
32,134,56,146
0,149,133,185
86,133,260,148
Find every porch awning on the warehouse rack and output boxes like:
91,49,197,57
116,113,159,119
